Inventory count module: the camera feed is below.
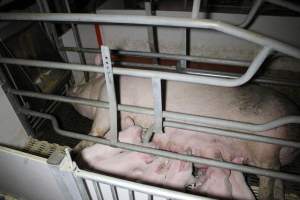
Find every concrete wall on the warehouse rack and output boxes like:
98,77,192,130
0,87,28,147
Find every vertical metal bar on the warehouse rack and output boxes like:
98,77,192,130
145,1,159,64
64,0,89,82
36,0,67,62
192,0,201,19
128,190,135,200
101,46,118,143
36,0,52,43
36,0,60,50
181,0,201,70
143,124,155,143
93,181,104,200
74,177,91,200
110,185,119,200
152,78,162,133
147,194,153,200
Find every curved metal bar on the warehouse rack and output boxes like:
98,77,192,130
240,0,264,28
17,108,300,182
0,47,270,87
7,88,300,137
0,13,300,58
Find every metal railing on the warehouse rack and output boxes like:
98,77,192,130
1,11,300,184
240,0,300,28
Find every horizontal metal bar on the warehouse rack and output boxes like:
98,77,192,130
164,121,300,148
0,49,269,87
1,13,300,58
63,47,300,88
18,108,300,182
75,169,212,200
62,46,251,66
7,88,300,133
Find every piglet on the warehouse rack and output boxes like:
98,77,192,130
90,151,154,179
194,157,255,200
78,117,143,167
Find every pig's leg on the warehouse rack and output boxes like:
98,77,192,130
258,159,281,200
73,108,110,152
273,179,284,200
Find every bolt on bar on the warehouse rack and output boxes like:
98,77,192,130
1,13,300,58
18,108,300,182
0,46,271,87
7,88,300,148
102,46,118,143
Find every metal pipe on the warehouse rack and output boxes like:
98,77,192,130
192,0,201,19
266,0,300,13
64,0,89,82
0,50,270,87
62,47,300,87
7,88,300,133
18,108,300,182
240,0,264,28
1,13,300,58
62,46,251,66
163,121,300,148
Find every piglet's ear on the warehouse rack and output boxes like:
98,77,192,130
95,54,102,65
232,157,244,164
124,116,135,128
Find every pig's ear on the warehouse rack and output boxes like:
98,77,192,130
124,116,135,128
232,157,244,164
95,54,102,65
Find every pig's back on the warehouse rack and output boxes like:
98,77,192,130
118,76,297,124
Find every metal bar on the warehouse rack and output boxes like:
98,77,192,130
75,169,212,200
192,0,201,19
62,46,251,66
152,78,163,133
147,194,153,200
266,0,300,13
7,88,300,133
163,121,300,148
74,176,91,200
36,0,60,52
18,108,300,182
143,124,155,144
36,0,53,43
128,190,135,200
145,1,159,64
240,0,264,28
110,185,119,200
101,46,118,143
1,14,300,58
64,0,89,82
0,48,270,87
93,181,103,200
